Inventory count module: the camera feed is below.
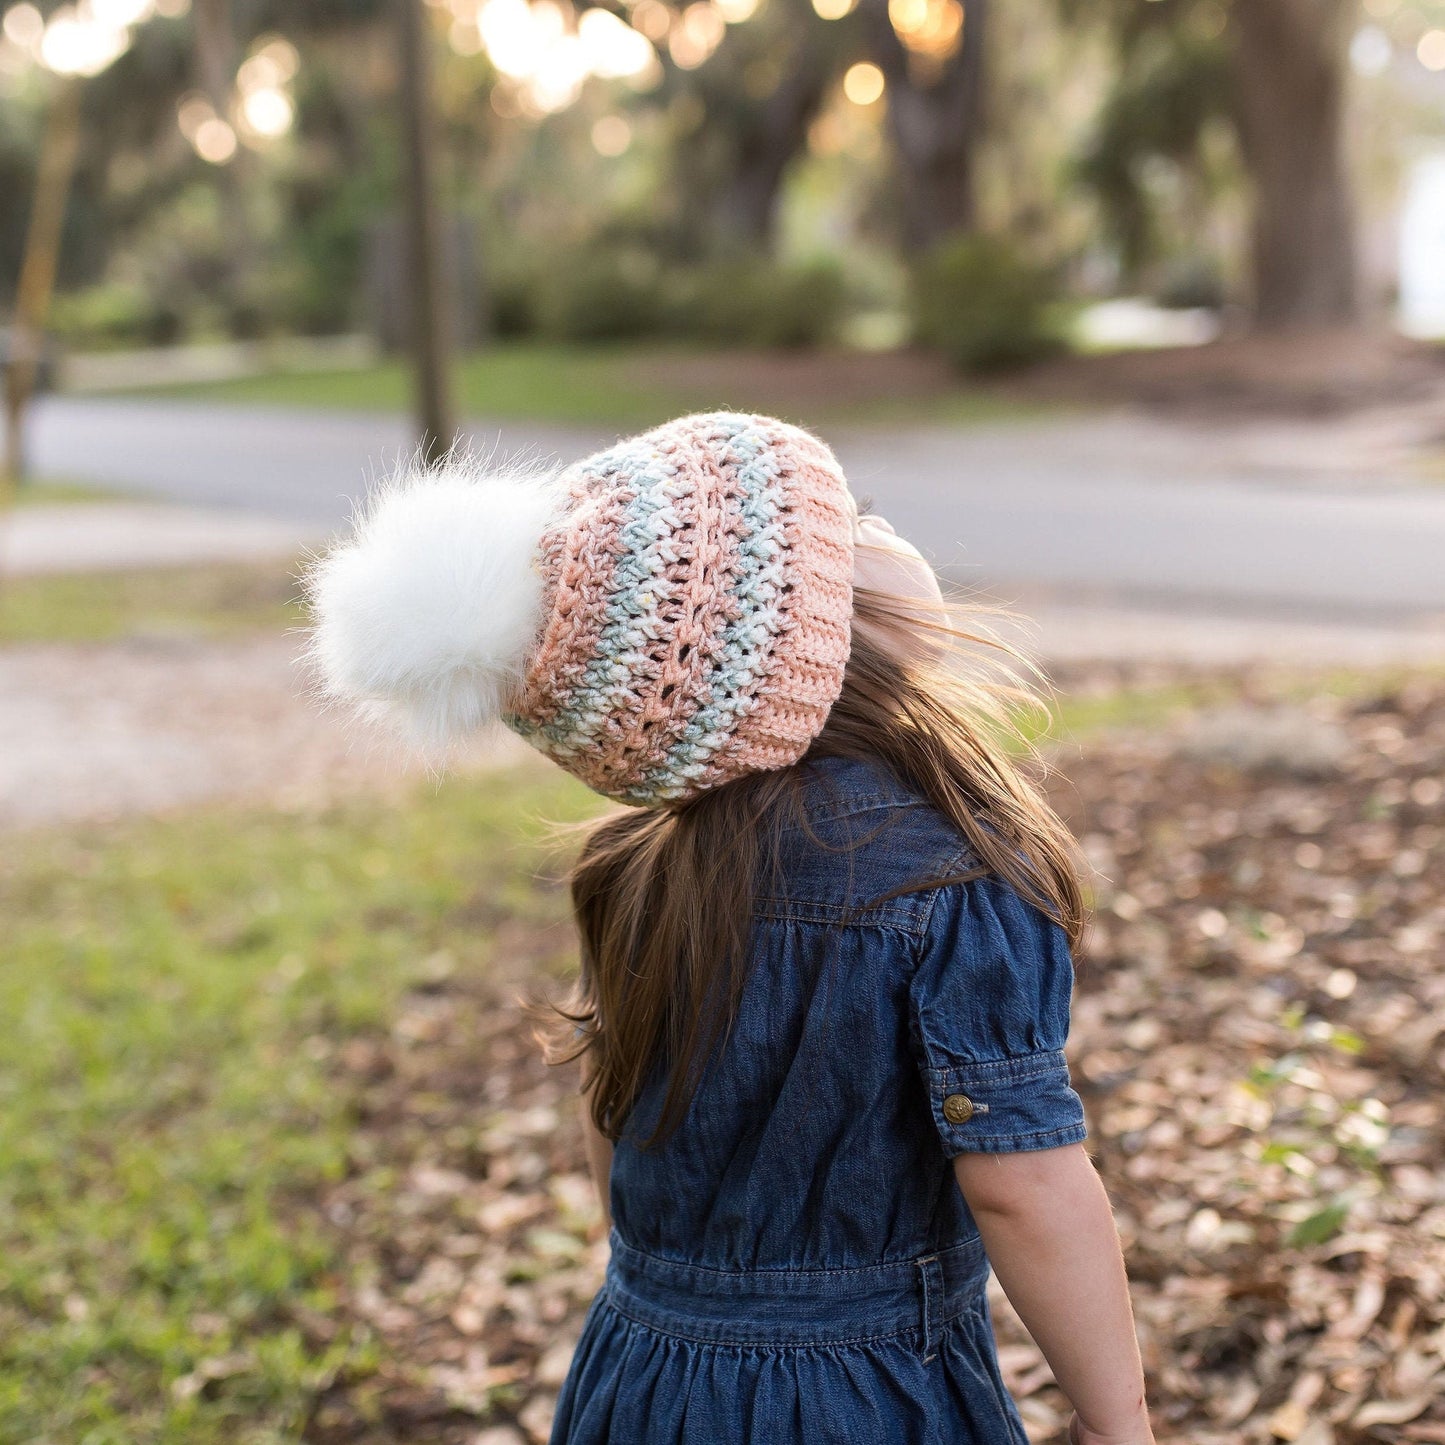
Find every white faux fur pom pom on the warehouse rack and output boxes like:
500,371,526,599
304,454,566,751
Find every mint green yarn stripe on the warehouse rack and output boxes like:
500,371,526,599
622,422,788,804
514,440,682,762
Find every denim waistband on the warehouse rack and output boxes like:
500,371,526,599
601,1229,991,1351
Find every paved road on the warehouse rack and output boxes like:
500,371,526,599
28,395,1445,629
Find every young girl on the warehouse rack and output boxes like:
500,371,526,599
307,412,1157,1445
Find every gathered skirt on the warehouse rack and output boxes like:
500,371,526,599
549,1232,1031,1445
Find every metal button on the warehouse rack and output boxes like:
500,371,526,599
942,1093,975,1125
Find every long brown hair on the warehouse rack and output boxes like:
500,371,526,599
526,582,1088,1152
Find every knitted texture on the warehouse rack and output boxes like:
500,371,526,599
503,411,856,806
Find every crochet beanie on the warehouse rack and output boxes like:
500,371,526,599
307,411,857,806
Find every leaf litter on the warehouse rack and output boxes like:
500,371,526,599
299,667,1445,1445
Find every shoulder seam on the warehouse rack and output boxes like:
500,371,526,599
777,794,928,830
753,900,931,936
917,845,978,936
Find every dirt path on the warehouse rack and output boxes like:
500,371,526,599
4,613,1443,833
0,632,533,831
1,500,320,575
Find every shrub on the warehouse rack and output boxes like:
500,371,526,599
486,260,540,339
535,248,665,342
909,235,1068,372
478,246,848,350
48,281,183,350
666,259,846,349
1153,254,1226,311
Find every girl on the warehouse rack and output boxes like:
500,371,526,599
307,412,1156,1445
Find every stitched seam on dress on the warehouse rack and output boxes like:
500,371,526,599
751,902,929,933
923,1048,1072,1086
607,1235,984,1282
944,1121,1089,1153
603,1294,932,1351
913,846,976,944
776,791,911,825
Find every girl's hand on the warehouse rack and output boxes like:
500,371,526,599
953,1146,1153,1445
1068,1410,1156,1445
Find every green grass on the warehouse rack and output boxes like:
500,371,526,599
0,560,306,645
7,478,128,506
1038,665,1445,749
127,342,1045,430
0,766,602,1444
138,345,702,429
1413,447,1445,487
1041,680,1223,743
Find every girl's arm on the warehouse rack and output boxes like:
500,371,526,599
577,1053,613,1232
579,1099,613,1231
953,1143,1154,1445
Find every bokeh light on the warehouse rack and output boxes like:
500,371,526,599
577,7,654,78
1418,28,1445,70
193,114,237,163
668,2,724,67
683,1,725,47
175,32,297,161
237,52,283,92
478,0,542,77
591,112,631,155
1,0,181,77
888,0,963,61
842,60,884,105
2,3,44,51
713,0,759,21
233,34,298,145
40,7,130,76
1351,25,1392,76
175,90,212,142
449,0,685,100
90,0,152,25
240,85,293,138
250,35,298,80
812,0,856,17
449,16,484,53
630,0,670,41
470,0,660,108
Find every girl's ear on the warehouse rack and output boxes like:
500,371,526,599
851,515,949,670
853,515,939,602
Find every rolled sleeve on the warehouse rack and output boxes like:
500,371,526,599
910,872,1088,1157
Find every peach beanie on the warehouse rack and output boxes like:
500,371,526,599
307,411,858,807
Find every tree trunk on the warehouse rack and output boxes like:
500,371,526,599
193,0,253,289
3,77,83,492
860,0,987,254
1227,0,1359,330
711,48,835,248
395,0,454,463
666,1,841,257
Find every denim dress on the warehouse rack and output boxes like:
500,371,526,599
550,754,1089,1444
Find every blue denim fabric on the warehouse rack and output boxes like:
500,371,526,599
551,754,1089,1444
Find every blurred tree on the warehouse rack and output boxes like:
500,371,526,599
1075,27,1230,282
859,0,987,253
1075,0,1360,330
659,0,853,255
394,0,454,459
192,0,255,326
1226,0,1358,328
